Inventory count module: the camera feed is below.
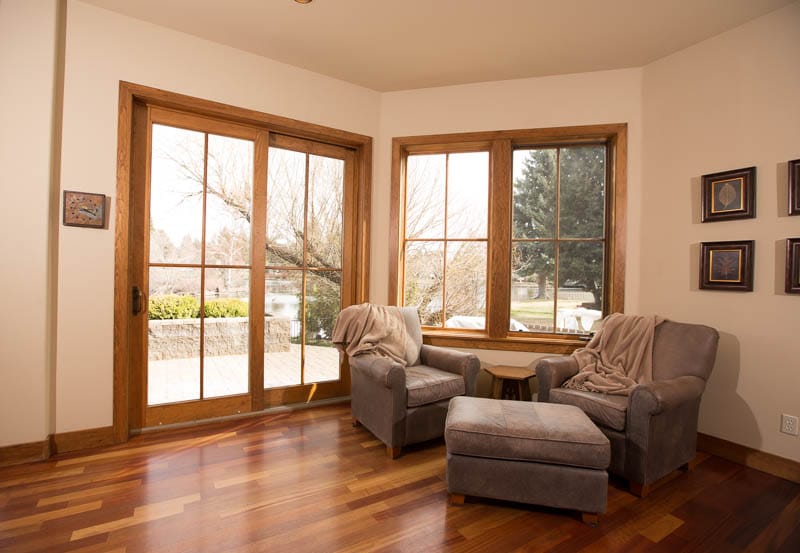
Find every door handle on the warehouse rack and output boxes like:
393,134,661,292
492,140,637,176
132,286,145,315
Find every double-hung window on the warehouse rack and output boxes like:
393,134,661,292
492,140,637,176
390,124,626,353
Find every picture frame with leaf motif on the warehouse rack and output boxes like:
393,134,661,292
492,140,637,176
700,240,754,291
63,190,107,228
786,238,800,294
789,159,800,216
701,166,756,222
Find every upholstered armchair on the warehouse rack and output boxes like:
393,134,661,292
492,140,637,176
536,319,719,496
347,307,480,459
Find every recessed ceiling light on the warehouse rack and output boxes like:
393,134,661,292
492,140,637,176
294,0,312,4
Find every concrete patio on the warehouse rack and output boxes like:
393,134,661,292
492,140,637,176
147,344,341,405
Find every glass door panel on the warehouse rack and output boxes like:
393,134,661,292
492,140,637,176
265,145,345,390
147,266,201,405
146,119,255,418
203,268,250,398
149,125,204,264
264,269,303,388
266,147,305,267
305,271,341,384
307,154,344,269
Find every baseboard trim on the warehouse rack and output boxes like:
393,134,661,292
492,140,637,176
0,440,50,467
50,426,116,455
698,432,800,484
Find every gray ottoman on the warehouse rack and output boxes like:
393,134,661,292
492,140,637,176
445,396,610,524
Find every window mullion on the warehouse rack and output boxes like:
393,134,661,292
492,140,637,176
199,133,209,399
553,147,561,333
487,139,511,339
441,154,449,328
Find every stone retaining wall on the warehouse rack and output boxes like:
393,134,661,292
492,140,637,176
148,317,291,361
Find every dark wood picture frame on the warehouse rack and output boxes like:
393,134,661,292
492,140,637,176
701,166,756,222
700,240,754,292
63,190,107,228
789,159,800,216
786,238,800,294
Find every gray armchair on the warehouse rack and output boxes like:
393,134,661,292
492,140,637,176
348,307,480,459
536,319,719,496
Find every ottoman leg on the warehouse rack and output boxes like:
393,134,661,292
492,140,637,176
449,493,465,506
581,512,600,526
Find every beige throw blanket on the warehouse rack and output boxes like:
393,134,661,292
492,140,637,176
563,313,663,395
332,304,412,366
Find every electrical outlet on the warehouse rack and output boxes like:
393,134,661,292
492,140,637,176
781,414,799,436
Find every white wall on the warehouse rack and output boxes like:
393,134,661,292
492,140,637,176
54,0,380,433
374,69,644,368
641,2,800,460
0,0,60,447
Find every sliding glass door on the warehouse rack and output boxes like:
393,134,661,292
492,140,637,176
130,109,355,427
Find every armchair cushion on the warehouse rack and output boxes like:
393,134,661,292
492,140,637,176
549,388,629,431
405,365,465,407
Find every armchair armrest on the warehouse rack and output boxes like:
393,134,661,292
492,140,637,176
629,376,706,416
348,354,405,389
419,345,480,396
348,354,407,449
534,356,579,403
626,375,707,485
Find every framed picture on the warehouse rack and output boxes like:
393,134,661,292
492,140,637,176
700,240,754,291
789,159,800,216
701,166,756,222
63,190,106,228
787,238,800,294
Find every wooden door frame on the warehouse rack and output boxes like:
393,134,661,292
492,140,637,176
114,81,372,442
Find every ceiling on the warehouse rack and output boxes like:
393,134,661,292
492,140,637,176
81,0,793,92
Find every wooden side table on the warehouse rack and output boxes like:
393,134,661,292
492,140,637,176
485,365,536,401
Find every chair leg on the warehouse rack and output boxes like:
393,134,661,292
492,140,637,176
679,456,699,472
449,493,465,506
629,481,651,498
386,446,402,459
581,512,600,526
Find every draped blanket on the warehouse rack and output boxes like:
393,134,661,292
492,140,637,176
563,313,663,395
332,304,412,366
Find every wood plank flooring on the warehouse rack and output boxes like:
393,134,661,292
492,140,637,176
1,403,798,552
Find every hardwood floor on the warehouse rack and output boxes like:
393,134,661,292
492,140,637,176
1,403,798,552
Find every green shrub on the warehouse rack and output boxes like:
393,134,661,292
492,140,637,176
148,295,200,320
204,298,249,318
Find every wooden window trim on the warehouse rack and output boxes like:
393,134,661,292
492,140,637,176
115,82,371,442
389,123,626,353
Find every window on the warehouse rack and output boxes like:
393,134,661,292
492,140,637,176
403,151,489,328
511,145,606,334
391,125,626,353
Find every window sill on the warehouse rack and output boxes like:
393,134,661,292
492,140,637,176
421,329,590,354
